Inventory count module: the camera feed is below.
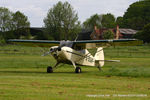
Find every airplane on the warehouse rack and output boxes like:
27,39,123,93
7,39,142,73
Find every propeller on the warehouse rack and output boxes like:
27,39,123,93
41,47,60,56
41,40,73,56
42,51,52,56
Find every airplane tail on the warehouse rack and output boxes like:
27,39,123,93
94,47,104,67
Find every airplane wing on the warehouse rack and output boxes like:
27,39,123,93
73,39,143,49
7,39,60,47
7,39,143,49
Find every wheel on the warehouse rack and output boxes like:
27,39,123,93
47,66,53,73
75,67,81,73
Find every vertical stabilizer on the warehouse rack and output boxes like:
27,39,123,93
94,47,104,67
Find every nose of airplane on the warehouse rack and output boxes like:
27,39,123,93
57,47,61,51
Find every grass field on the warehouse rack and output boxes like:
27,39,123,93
0,44,150,100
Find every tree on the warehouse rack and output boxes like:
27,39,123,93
0,7,13,41
0,7,30,40
83,13,116,30
101,13,116,28
0,7,13,42
0,7,13,32
12,11,30,38
44,1,81,40
123,0,150,30
83,14,102,30
103,30,114,39
134,23,150,43
116,16,124,28
12,11,30,29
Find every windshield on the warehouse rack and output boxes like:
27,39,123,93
59,41,74,48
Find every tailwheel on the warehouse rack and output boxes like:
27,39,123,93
75,67,81,73
47,66,53,73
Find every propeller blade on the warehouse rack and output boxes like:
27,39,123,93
41,51,51,56
41,47,59,56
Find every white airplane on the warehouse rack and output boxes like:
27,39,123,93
8,39,140,73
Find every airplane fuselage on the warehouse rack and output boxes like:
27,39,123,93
51,46,96,67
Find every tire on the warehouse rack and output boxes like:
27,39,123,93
75,67,81,73
47,66,53,73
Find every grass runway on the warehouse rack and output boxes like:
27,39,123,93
0,45,150,100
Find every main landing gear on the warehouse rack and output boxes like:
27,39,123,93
47,62,59,73
71,61,81,73
47,61,82,73
47,66,53,73
75,67,81,73
47,66,82,73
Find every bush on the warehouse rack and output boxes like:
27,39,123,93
103,30,114,39
134,23,150,43
0,34,5,44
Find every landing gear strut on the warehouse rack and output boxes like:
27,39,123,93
47,62,59,73
71,61,81,73
97,66,102,71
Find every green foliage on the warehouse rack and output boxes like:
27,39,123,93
134,23,150,43
123,0,150,30
116,16,124,28
3,31,15,39
101,13,116,28
83,14,102,30
83,13,116,29
12,11,31,38
12,11,30,29
0,7,13,32
0,7,30,40
44,1,81,40
102,30,114,39
0,33,5,44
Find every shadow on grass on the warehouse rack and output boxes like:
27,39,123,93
0,70,46,74
0,70,89,74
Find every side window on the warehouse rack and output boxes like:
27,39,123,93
73,45,83,50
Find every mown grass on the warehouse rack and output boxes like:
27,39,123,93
0,44,150,100
1,44,150,77
0,70,149,100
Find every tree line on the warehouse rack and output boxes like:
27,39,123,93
0,0,150,43
0,7,30,43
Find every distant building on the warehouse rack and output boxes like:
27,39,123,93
78,25,138,40
119,28,138,39
77,29,93,40
27,27,45,36
4,26,138,40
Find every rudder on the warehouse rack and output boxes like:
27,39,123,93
94,47,104,67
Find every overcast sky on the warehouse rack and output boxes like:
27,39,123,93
0,0,139,27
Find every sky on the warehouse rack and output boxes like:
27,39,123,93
0,0,139,27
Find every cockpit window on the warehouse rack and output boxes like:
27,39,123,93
59,41,73,48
